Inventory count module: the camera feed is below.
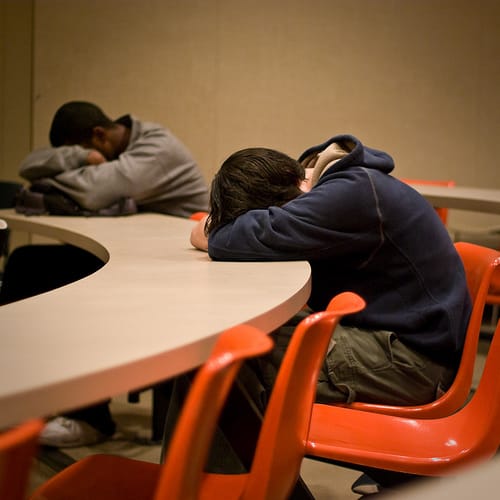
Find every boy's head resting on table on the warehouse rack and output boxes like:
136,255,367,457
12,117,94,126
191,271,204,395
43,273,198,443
49,101,130,162
206,148,306,234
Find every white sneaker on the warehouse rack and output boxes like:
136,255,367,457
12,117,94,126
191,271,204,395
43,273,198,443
40,416,108,448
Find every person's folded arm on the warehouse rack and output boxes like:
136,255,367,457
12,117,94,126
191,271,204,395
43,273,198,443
190,215,209,252
19,146,92,181
36,127,187,211
208,173,382,262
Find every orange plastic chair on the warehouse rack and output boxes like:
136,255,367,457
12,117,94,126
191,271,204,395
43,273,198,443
30,292,365,500
401,178,455,225
0,418,44,500
241,291,365,499
332,242,500,419
452,228,500,333
189,211,208,221
30,324,273,500
306,316,500,477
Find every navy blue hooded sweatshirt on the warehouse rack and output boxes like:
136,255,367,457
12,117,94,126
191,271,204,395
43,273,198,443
208,135,471,364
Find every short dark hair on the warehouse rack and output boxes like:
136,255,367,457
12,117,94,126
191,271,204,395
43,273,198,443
49,101,114,147
206,147,305,234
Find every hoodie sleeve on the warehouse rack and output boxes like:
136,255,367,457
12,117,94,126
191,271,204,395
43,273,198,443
19,146,91,181
208,168,384,263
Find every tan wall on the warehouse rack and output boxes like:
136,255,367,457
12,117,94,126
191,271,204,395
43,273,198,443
0,0,33,182
4,0,500,228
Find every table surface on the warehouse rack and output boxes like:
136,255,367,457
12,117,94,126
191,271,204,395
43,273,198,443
410,184,500,214
0,210,311,428
1,183,498,427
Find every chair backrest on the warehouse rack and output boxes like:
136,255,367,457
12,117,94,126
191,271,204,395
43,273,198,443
330,242,500,419
457,317,500,460
450,243,500,399
401,178,455,225
0,419,44,500
457,241,500,315
243,292,366,499
155,324,273,500
189,211,208,221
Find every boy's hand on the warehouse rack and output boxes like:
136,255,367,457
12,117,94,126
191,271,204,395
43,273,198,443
190,215,209,252
87,150,107,165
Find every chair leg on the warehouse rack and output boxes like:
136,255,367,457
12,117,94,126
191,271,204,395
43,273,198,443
151,381,175,442
127,390,141,403
128,381,175,442
491,305,499,327
161,373,194,462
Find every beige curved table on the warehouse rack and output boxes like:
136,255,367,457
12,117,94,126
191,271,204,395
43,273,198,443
411,184,500,214
0,210,311,428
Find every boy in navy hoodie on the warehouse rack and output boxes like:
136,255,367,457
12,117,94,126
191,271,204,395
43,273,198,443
191,136,471,492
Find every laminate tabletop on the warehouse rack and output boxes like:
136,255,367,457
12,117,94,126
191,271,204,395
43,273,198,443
411,184,500,214
0,210,311,428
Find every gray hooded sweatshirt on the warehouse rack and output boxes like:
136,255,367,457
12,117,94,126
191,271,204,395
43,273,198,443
19,115,209,218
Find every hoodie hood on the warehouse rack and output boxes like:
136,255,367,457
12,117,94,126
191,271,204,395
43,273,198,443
298,134,395,185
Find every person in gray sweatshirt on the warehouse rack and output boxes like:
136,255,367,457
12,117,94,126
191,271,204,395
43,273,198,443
19,100,208,217
5,101,209,448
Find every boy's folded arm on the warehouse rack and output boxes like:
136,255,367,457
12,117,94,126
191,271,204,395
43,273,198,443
190,215,209,252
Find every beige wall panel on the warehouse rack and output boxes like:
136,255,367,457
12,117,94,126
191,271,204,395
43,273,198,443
0,0,32,182
31,0,499,227
32,0,218,177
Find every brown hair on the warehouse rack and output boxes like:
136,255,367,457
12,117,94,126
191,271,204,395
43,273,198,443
206,147,305,234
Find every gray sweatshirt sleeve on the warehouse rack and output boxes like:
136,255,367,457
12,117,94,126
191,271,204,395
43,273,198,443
19,146,91,181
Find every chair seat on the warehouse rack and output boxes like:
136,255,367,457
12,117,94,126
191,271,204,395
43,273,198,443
307,403,493,476
31,453,249,500
0,419,44,500
31,454,160,499
307,314,500,478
